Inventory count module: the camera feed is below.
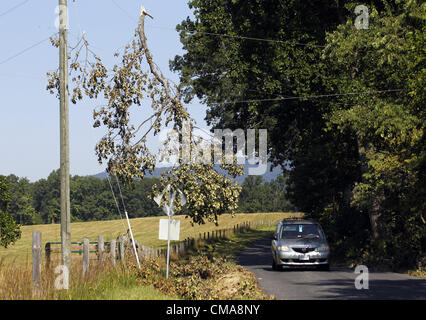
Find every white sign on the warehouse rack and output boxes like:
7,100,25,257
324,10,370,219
159,219,180,241
153,184,186,279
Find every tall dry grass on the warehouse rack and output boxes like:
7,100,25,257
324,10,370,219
0,252,125,300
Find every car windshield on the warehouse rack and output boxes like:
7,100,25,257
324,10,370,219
280,224,322,239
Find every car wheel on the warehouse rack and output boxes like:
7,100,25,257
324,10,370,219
272,259,278,271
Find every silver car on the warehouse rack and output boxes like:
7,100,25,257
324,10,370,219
271,218,330,271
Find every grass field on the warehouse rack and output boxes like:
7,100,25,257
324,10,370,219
0,212,293,300
0,212,293,265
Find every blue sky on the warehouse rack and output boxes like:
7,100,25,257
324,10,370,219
0,0,208,182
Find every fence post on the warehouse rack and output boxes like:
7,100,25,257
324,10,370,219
118,236,125,262
45,242,51,270
98,236,104,263
82,237,89,279
32,231,42,296
110,239,116,267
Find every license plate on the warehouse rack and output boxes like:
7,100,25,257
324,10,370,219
300,254,309,261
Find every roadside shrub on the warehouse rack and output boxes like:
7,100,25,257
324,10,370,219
134,254,272,300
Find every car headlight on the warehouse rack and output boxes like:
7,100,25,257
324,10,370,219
278,245,291,252
316,245,329,252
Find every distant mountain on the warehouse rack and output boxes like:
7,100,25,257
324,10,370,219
91,161,283,184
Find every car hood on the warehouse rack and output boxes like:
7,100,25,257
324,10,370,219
278,238,327,248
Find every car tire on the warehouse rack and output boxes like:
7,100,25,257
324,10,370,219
272,259,278,271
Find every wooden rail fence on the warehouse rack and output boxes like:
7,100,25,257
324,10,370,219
32,218,280,293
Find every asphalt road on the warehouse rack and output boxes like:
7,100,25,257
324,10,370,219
236,237,426,300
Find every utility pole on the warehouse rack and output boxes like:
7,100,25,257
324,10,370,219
59,0,71,277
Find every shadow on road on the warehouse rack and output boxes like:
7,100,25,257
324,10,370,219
290,278,426,300
263,266,331,272
236,236,426,300
235,235,273,266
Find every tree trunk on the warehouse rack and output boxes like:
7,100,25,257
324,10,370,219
368,200,380,239
358,141,380,239
342,185,353,210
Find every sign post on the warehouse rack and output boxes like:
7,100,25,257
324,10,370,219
154,184,186,278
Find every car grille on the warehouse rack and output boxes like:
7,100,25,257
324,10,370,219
292,247,316,253
281,258,327,264
292,259,314,263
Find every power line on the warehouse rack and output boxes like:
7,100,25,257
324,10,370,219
109,2,325,48
0,34,56,66
114,175,128,215
110,0,136,22
0,0,30,18
144,23,326,48
205,89,404,105
106,173,127,233
112,173,141,269
186,30,325,48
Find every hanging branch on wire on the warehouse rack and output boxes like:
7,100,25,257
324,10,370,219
46,6,244,225
46,13,190,184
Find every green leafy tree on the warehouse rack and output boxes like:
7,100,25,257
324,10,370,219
266,175,296,212
0,175,10,212
5,175,38,225
321,0,425,266
172,0,425,267
238,175,296,213
170,0,364,219
0,175,21,248
32,170,60,224
238,176,266,213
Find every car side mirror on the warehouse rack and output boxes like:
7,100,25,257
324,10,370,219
272,234,277,240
